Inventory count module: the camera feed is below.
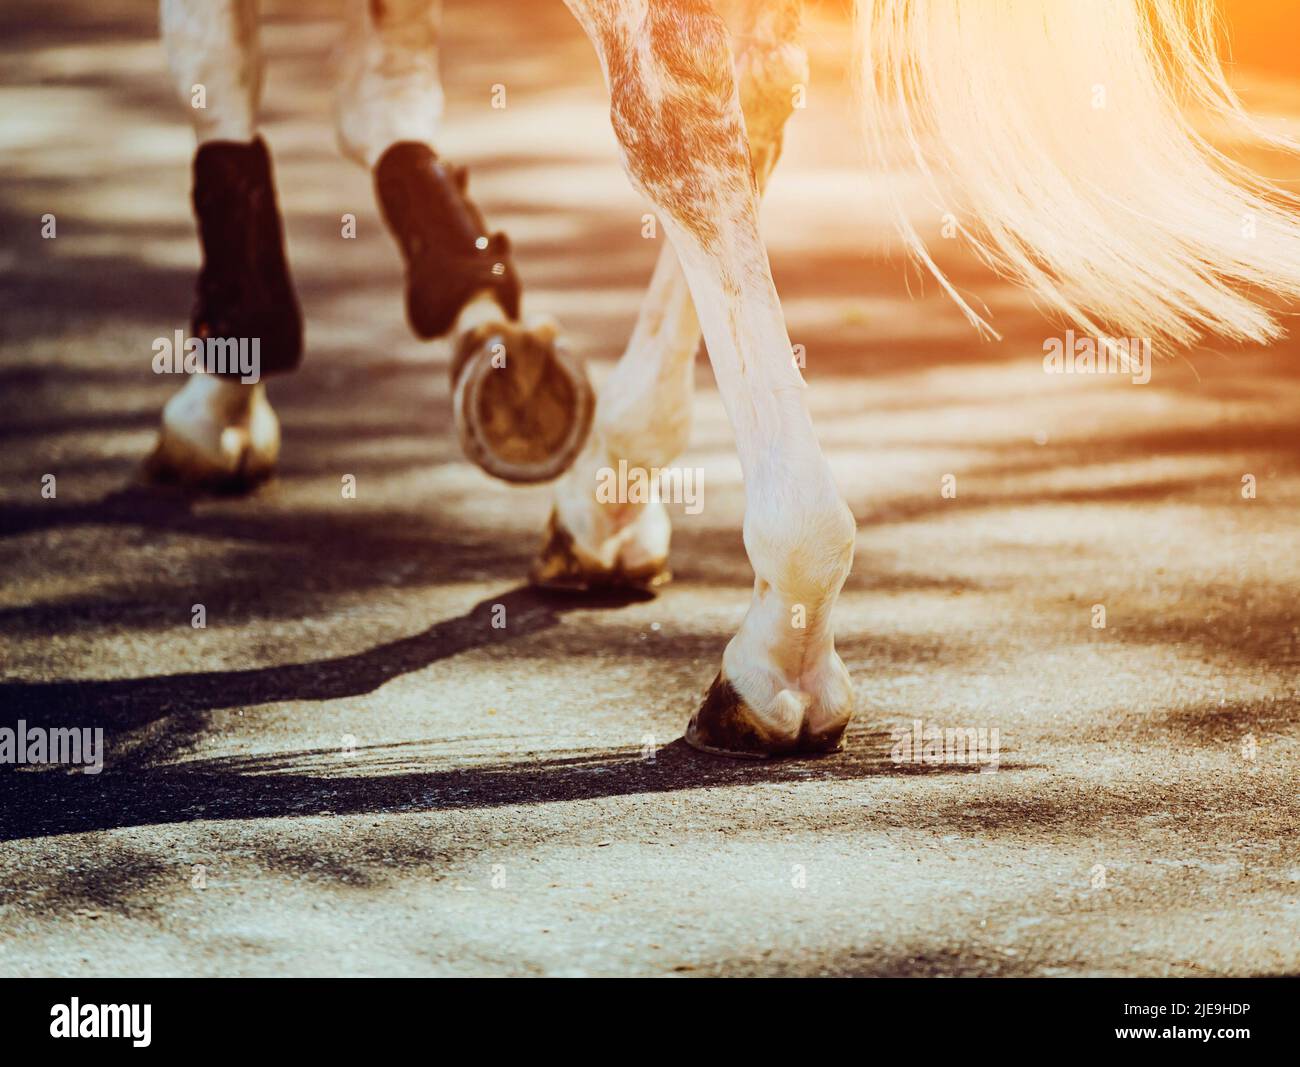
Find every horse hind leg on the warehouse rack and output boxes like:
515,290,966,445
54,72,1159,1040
561,0,855,757
533,0,808,593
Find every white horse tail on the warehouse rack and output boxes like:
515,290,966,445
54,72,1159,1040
855,0,1300,347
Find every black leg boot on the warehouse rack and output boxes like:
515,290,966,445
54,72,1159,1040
192,136,303,375
143,137,294,491
373,141,521,338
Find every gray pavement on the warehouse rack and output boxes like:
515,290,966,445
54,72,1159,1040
1,0,1298,976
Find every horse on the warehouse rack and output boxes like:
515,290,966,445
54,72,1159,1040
149,0,1300,758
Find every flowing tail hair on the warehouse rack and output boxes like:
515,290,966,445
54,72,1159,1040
855,0,1300,346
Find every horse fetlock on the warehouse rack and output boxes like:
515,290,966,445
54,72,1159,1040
744,486,856,609
687,493,854,757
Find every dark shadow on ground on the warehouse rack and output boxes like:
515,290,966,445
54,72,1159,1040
0,734,1032,843
0,584,653,731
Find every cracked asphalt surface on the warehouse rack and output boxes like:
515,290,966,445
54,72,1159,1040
1,0,1298,976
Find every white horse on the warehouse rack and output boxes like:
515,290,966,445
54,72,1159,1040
152,0,1300,758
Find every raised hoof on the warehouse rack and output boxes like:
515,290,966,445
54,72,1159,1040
684,675,799,759
453,321,594,485
528,511,670,594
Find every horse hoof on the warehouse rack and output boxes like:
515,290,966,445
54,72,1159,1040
144,436,275,493
684,674,804,759
143,377,279,493
528,510,670,593
452,320,594,485
797,722,849,755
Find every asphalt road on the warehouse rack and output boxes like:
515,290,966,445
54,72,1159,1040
1,0,1298,976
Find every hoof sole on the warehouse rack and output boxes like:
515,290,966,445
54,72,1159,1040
453,321,594,485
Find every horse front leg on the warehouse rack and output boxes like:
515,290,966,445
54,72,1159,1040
565,0,856,756
337,0,595,486
147,0,297,490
